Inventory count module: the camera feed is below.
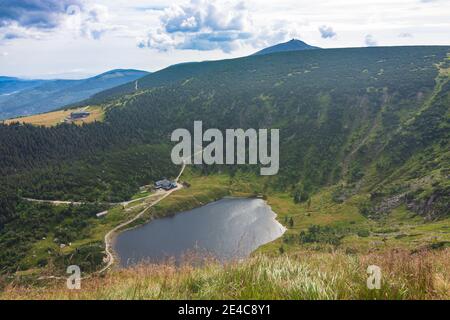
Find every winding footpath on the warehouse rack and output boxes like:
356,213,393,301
35,147,201,279
22,193,160,208
98,160,187,273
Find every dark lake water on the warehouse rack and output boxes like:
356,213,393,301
114,198,286,267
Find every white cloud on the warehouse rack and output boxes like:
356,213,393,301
0,22,47,43
365,34,378,46
398,32,413,38
64,3,120,40
0,1,119,42
319,25,337,39
138,0,301,52
0,0,83,30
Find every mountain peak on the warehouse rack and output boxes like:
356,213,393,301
93,69,149,80
253,39,320,56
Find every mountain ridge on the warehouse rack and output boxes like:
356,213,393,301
0,69,149,120
75,40,321,106
80,45,443,107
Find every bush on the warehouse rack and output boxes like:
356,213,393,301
358,200,374,217
357,229,370,237
299,225,344,246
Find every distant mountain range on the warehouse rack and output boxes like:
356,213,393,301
253,39,320,56
0,69,149,120
0,77,47,96
0,40,321,120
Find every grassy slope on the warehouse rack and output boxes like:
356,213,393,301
265,191,450,254
3,250,448,300
2,106,104,127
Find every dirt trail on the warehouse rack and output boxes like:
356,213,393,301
98,184,183,273
98,160,187,273
23,191,162,208
22,198,89,206
35,147,199,278
36,161,188,281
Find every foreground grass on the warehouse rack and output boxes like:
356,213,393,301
2,249,448,300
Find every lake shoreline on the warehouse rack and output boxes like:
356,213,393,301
112,194,287,269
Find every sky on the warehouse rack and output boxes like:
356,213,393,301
0,0,449,79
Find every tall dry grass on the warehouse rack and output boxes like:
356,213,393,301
1,249,448,300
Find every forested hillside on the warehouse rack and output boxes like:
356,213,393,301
0,46,449,274
2,46,449,206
